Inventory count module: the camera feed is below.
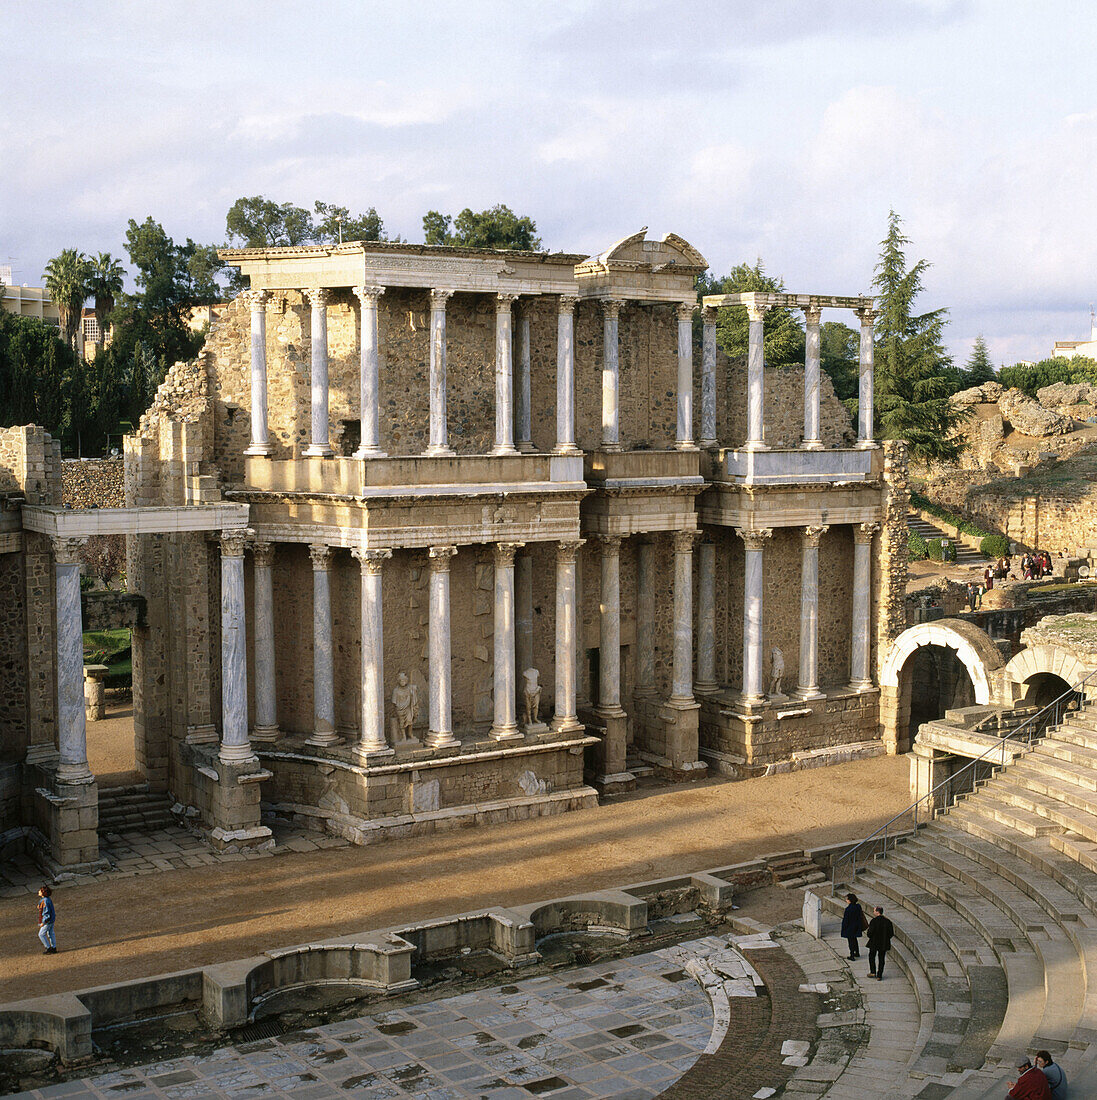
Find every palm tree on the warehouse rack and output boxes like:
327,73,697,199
88,253,124,345
43,249,91,353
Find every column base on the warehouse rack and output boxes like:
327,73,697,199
800,440,824,451
793,686,825,700
740,441,769,452
425,730,460,750
738,691,767,707
848,679,875,693
517,441,536,453
489,725,524,741
674,440,698,451
55,762,94,784
550,714,584,734
553,443,582,455
218,744,258,766
353,447,388,459
667,693,698,709
250,725,281,744
601,441,624,453
354,743,395,763
424,444,455,457
855,440,877,450
305,732,343,748
244,442,273,457
693,681,720,695
593,771,636,796
491,444,519,456
304,444,334,457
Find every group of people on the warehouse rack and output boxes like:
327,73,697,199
841,893,1068,1098
1020,550,1053,581
972,549,1055,607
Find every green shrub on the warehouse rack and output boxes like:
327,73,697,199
980,534,1011,559
908,532,928,561
927,538,944,561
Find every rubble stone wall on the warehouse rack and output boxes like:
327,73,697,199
62,458,124,508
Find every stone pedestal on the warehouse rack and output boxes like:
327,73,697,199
83,664,108,722
909,744,953,818
590,709,635,795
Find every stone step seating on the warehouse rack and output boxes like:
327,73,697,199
97,783,176,835
907,514,985,565
767,851,827,889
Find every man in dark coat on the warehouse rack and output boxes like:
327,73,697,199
1007,1058,1051,1099
866,904,895,980
840,892,864,960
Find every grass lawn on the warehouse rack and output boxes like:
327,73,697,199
82,627,132,687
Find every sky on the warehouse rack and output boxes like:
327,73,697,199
2,0,1096,366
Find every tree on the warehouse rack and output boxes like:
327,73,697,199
819,320,860,402
963,335,996,386
226,196,314,248
43,248,91,352
0,311,79,440
872,210,968,463
313,201,386,243
422,204,541,250
88,253,125,344
696,261,805,368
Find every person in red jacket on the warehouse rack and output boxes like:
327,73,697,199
1007,1058,1051,1099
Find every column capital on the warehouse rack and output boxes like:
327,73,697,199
308,542,334,570
428,544,458,571
557,293,579,315
251,540,275,568
220,529,252,558
495,292,520,312
802,524,829,547
745,302,771,323
430,288,455,309
556,538,585,564
51,535,87,565
595,533,623,553
855,305,877,325
855,521,881,543
736,526,774,550
353,284,385,304
242,289,270,310
600,296,624,320
304,287,329,309
676,301,696,323
802,300,822,325
701,305,718,325
672,529,699,554
352,546,392,574
493,541,524,566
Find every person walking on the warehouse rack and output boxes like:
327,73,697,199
1007,1057,1051,1099
36,885,56,954
866,904,894,980
967,582,979,612
841,892,865,960
1034,1050,1066,1099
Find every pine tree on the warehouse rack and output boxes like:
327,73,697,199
873,211,968,463
963,335,996,386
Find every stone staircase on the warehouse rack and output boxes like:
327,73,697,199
907,513,985,566
817,698,1097,1096
97,783,176,836
766,850,826,889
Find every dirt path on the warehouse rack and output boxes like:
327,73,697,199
0,754,909,1004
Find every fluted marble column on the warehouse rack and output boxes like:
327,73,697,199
353,285,386,457
555,295,580,454
219,529,256,765
516,304,534,452
596,534,624,713
802,303,823,450
796,525,829,699
53,537,92,781
695,539,718,693
601,298,623,451
493,293,519,455
635,540,656,696
744,302,770,450
675,302,696,450
306,543,339,746
850,523,880,690
856,306,876,447
737,527,773,703
551,540,584,733
701,306,718,449
670,530,697,704
353,546,392,758
427,546,459,748
427,289,455,455
244,290,272,456
491,542,523,739
304,288,333,456
251,541,279,742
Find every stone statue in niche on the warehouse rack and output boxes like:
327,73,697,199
391,671,419,743
523,668,547,732
769,647,787,699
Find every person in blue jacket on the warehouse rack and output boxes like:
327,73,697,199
840,892,864,960
37,885,56,954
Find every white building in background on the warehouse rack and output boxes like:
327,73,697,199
0,265,63,329
1053,308,1097,360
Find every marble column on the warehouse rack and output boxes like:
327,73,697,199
601,298,624,451
304,288,333,457
701,306,718,449
353,285,386,458
670,530,697,704
53,537,92,781
737,527,773,703
352,546,392,758
695,539,718,693
219,529,256,765
551,539,584,733
516,549,533,687
250,541,279,742
744,302,770,450
850,523,880,690
635,540,656,696
493,293,519,455
426,546,459,748
802,303,823,450
244,290,272,456
427,289,455,456
515,302,534,452
306,543,339,746
596,534,624,713
491,542,524,740
856,306,876,447
675,301,696,450
555,295,580,454
795,525,829,699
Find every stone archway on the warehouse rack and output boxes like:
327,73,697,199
880,619,1004,753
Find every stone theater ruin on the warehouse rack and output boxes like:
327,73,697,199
0,230,907,874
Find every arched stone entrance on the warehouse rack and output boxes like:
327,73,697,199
880,620,1004,753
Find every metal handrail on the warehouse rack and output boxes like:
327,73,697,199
830,671,1097,894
